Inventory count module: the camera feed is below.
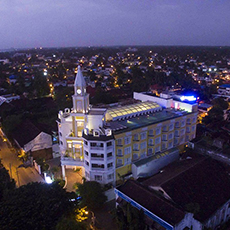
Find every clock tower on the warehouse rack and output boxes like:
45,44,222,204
72,66,89,113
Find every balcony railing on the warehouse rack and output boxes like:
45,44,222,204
61,156,84,166
91,157,104,161
91,167,105,171
90,146,104,150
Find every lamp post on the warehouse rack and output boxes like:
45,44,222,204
85,210,96,229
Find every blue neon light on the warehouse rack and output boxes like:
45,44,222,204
180,95,196,101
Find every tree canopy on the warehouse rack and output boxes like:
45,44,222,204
0,182,80,230
203,97,229,125
212,97,229,110
0,160,15,201
76,181,107,211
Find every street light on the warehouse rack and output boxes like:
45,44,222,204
85,210,96,229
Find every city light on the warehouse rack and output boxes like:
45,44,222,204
44,175,53,184
180,95,197,102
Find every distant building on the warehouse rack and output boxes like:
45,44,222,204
12,120,53,161
197,103,213,123
58,66,198,184
218,84,230,96
115,155,230,230
0,59,9,64
8,75,18,84
0,94,20,106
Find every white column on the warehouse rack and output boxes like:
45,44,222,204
61,165,66,179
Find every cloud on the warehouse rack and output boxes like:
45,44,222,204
0,0,230,48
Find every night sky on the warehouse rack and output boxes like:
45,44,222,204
1,0,230,49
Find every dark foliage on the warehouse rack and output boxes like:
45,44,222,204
76,181,107,211
0,182,77,230
0,161,16,201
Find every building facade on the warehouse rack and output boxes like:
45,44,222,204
115,156,230,230
58,66,198,184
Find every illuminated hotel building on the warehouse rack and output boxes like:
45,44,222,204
58,66,198,184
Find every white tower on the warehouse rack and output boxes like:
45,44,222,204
72,66,89,113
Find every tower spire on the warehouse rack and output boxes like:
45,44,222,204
74,65,86,95
72,66,89,113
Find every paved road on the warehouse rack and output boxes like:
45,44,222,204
65,169,83,192
0,132,44,187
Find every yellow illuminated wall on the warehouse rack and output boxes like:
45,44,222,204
114,113,197,181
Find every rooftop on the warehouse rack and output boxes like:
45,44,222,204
12,120,41,146
117,180,185,226
106,108,191,134
133,147,178,167
219,84,230,88
143,155,230,222
106,101,162,121
88,108,106,116
198,103,212,109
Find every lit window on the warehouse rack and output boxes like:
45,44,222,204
140,142,147,149
156,128,161,135
124,157,131,165
133,134,139,141
117,138,122,146
107,152,112,157
174,138,178,145
78,131,82,137
148,148,153,155
180,129,185,135
107,173,114,180
168,133,173,140
149,129,154,136
133,143,139,151
155,146,161,153
174,130,179,137
140,132,147,140
117,149,123,156
77,121,84,126
124,147,131,155
162,134,167,141
169,124,174,131
107,163,113,168
124,136,131,145
155,137,161,145
148,139,154,146
162,143,166,150
186,127,190,133
117,159,123,166
107,141,112,147
168,141,173,148
140,153,146,159
94,175,102,181
162,125,168,132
